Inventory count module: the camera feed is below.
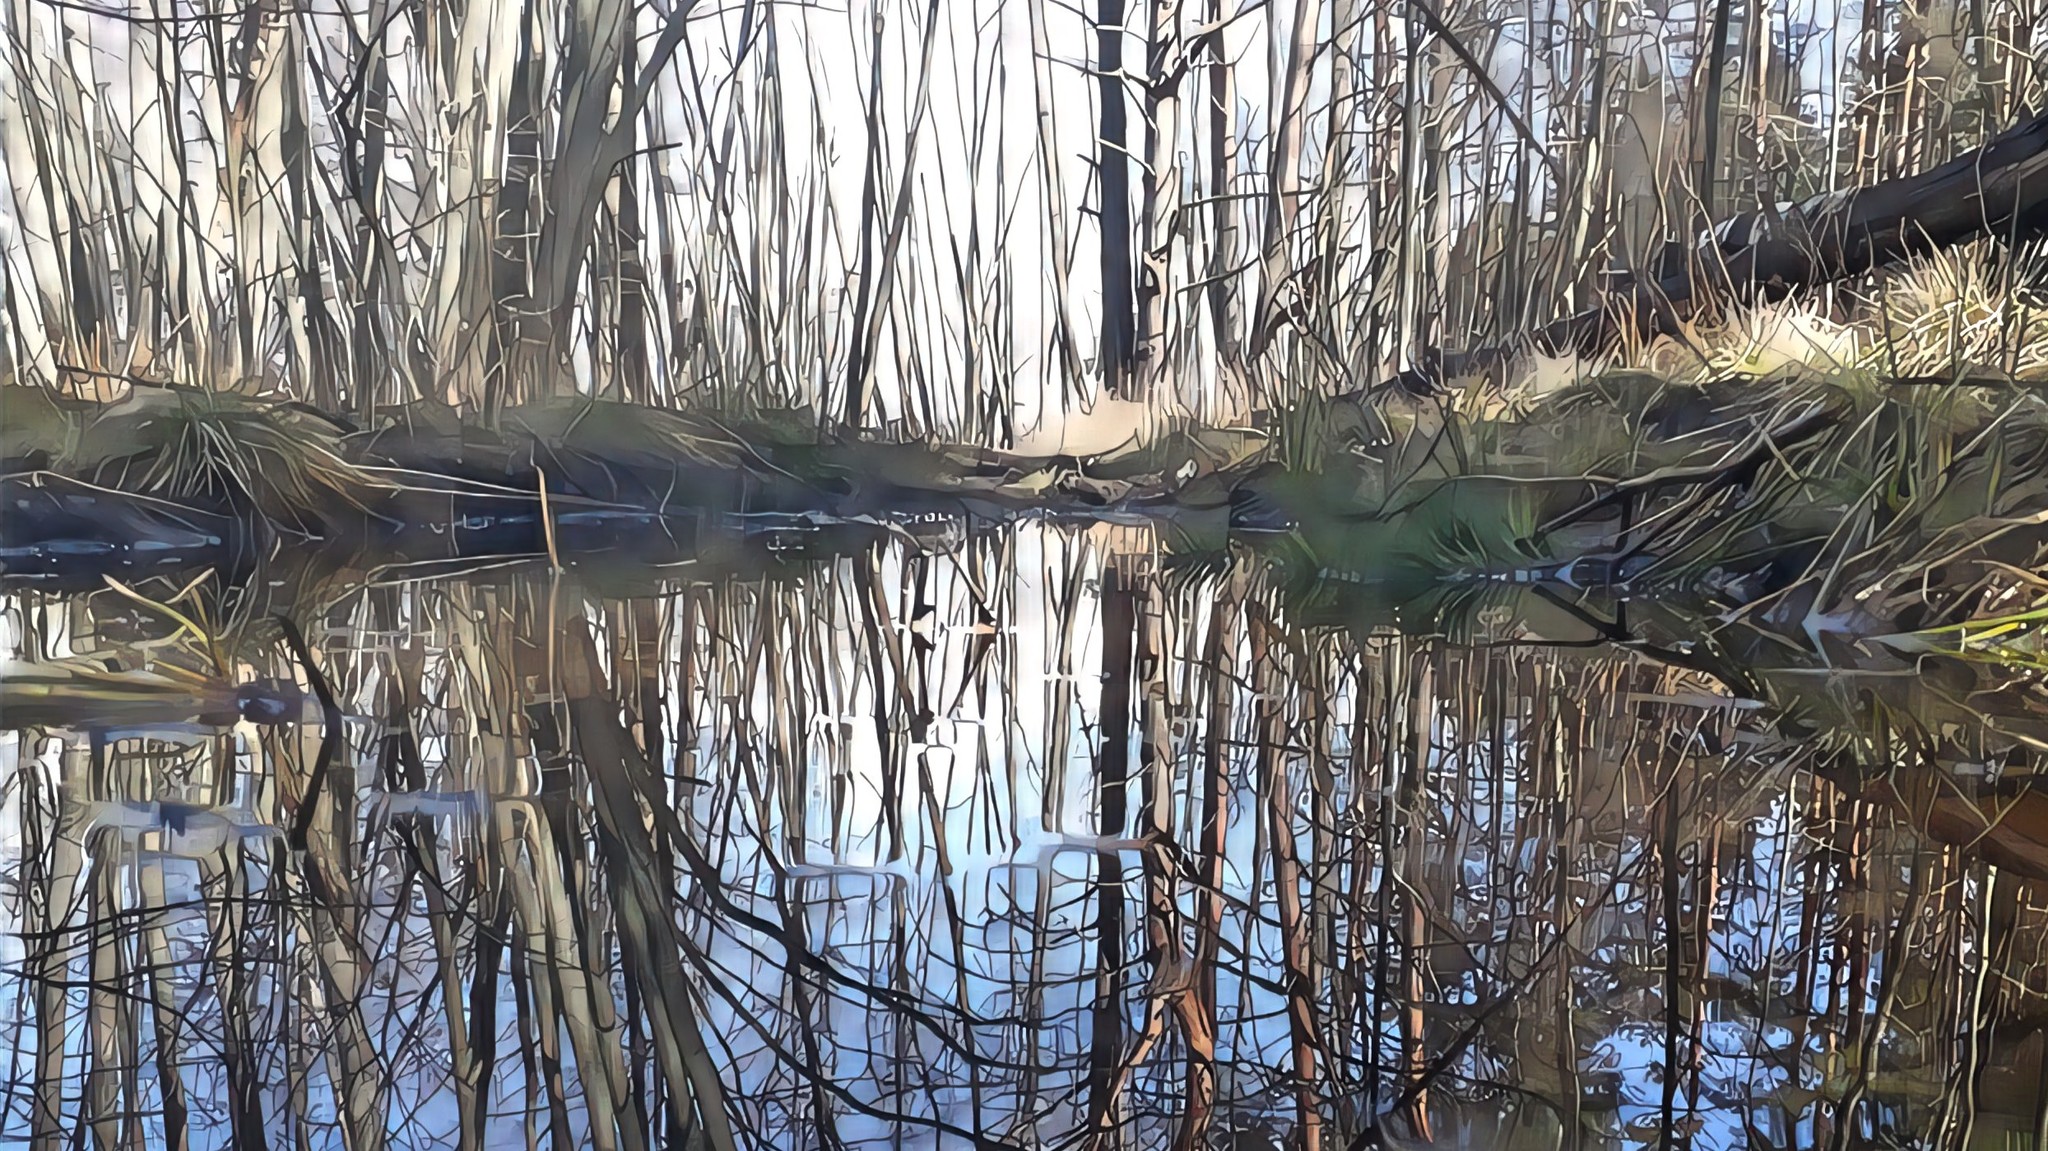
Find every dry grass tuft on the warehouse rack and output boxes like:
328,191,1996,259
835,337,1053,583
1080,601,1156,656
1854,240,2048,379
1496,246,2048,401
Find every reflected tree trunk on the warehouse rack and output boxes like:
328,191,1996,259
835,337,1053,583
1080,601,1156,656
138,846,190,1151
562,622,740,1151
1399,651,1433,1141
1086,565,1136,1145
1179,574,1240,1151
1253,605,1321,1150
27,741,82,1151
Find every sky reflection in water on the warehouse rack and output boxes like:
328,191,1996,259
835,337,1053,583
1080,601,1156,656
0,517,2038,1151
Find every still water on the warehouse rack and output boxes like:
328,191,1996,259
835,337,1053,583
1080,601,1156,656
1,516,2042,1150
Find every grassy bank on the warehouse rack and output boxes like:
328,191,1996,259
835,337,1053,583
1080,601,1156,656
0,381,1268,584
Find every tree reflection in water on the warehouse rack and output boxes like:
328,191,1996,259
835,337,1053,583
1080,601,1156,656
2,518,2045,1150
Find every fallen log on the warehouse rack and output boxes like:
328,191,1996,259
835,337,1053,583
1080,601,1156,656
1391,106,2048,392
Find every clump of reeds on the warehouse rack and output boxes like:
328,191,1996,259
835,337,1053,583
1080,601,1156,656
4,383,391,535
1857,238,2048,379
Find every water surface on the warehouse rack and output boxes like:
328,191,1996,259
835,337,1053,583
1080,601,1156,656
0,517,2040,1150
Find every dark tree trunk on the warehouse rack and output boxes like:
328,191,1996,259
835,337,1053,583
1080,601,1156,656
1097,0,1136,396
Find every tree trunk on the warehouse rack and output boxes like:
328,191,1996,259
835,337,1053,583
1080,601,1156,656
1097,0,1136,396
1136,0,1184,405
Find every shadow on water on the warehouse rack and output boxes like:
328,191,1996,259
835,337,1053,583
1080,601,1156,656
5,518,2048,1150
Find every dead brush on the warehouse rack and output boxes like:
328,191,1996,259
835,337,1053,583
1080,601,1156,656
1505,244,2048,396
1851,239,2048,379
1597,299,1866,383
62,385,394,534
